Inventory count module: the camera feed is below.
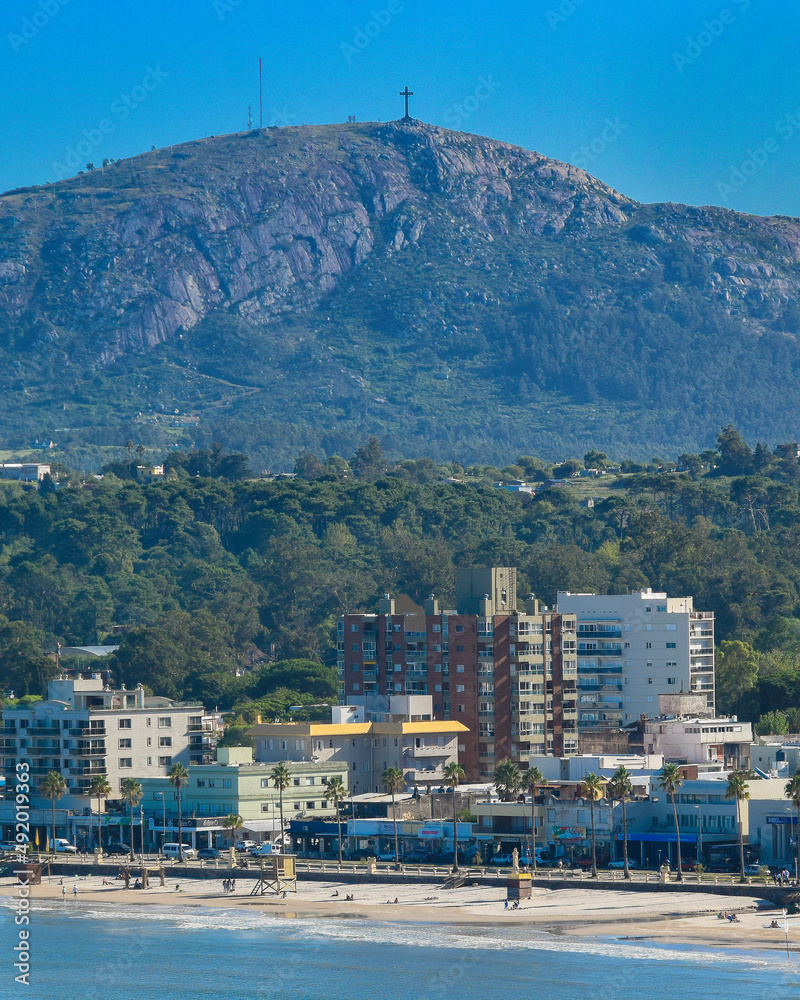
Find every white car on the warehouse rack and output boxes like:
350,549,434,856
608,858,639,869
53,838,77,853
238,840,257,851
0,840,27,853
162,843,196,860
249,843,276,857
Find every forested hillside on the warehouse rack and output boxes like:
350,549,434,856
1,427,800,731
4,122,800,468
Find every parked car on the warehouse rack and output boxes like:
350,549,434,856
403,851,434,864
608,858,639,869
489,853,515,866
377,850,397,862
238,840,257,851
743,863,765,877
197,848,222,860
162,842,196,860
103,842,132,856
250,843,279,857
51,838,77,853
574,856,598,870
0,840,27,853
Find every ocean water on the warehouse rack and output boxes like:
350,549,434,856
2,901,800,999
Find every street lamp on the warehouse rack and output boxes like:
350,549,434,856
155,793,166,854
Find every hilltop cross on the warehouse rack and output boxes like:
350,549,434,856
399,86,414,121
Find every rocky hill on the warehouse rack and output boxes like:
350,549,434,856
2,120,800,467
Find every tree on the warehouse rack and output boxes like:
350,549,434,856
167,763,190,861
494,759,521,802
443,762,466,872
716,425,754,476
715,640,759,714
40,771,66,854
351,436,384,480
271,763,291,851
785,770,800,880
580,773,604,878
607,766,633,878
324,776,347,864
522,766,546,872
382,766,405,870
222,813,244,850
294,451,324,479
725,770,750,880
120,777,143,860
658,764,684,881
88,774,112,853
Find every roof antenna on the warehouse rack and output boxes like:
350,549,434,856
259,57,263,128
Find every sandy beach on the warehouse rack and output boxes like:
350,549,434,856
1,871,791,953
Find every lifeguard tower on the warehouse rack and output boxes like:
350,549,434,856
249,854,297,896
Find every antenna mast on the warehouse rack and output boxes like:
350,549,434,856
259,57,263,128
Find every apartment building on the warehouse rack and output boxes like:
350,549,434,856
0,675,205,814
337,567,579,781
556,589,715,730
247,709,467,795
137,748,350,850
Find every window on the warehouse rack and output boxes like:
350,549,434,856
261,778,269,788
147,756,152,766
667,677,676,685
645,624,652,632
456,645,464,652
646,660,653,667
146,737,152,747
352,683,359,691
665,624,677,631
645,606,651,613
291,777,300,786
350,624,359,632
666,642,677,648
306,777,315,785
261,803,271,812
158,717,171,728
657,605,667,612
456,664,465,673
159,736,172,747
351,644,360,653
363,762,370,772
666,660,677,668
433,624,441,632
146,718,151,727
223,779,231,788
118,719,132,729
119,758,132,768
646,642,651,649
197,779,207,788
118,738,132,749
457,704,465,713
158,756,172,766
321,800,328,809
648,678,653,685
394,624,401,632
306,801,315,810
434,684,442,692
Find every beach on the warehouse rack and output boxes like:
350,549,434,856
1,871,789,953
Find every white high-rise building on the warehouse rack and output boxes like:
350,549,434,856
556,589,714,729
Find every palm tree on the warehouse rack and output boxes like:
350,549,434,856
382,766,405,870
443,762,466,872
658,763,684,881
88,774,112,853
120,777,143,860
494,759,522,802
581,773,604,878
222,813,244,851
725,770,750,881
785,769,800,880
324,776,347,863
522,767,546,872
607,766,633,878
167,763,190,861
40,771,67,855
271,763,291,852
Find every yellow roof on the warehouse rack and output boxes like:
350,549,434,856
399,721,469,734
246,720,468,737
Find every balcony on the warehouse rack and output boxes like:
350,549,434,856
578,646,622,656
69,766,107,776
410,768,446,782
186,724,204,732
577,628,622,638
26,726,63,737
69,727,106,737
410,745,449,758
0,726,18,736
27,744,61,755
363,670,378,681
69,746,107,757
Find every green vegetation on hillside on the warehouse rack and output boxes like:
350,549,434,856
0,426,800,731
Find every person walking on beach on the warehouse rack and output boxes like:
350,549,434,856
61,885,66,900
72,884,78,898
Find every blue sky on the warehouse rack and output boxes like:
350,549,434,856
3,0,799,216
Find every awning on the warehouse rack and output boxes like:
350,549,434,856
241,819,283,833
